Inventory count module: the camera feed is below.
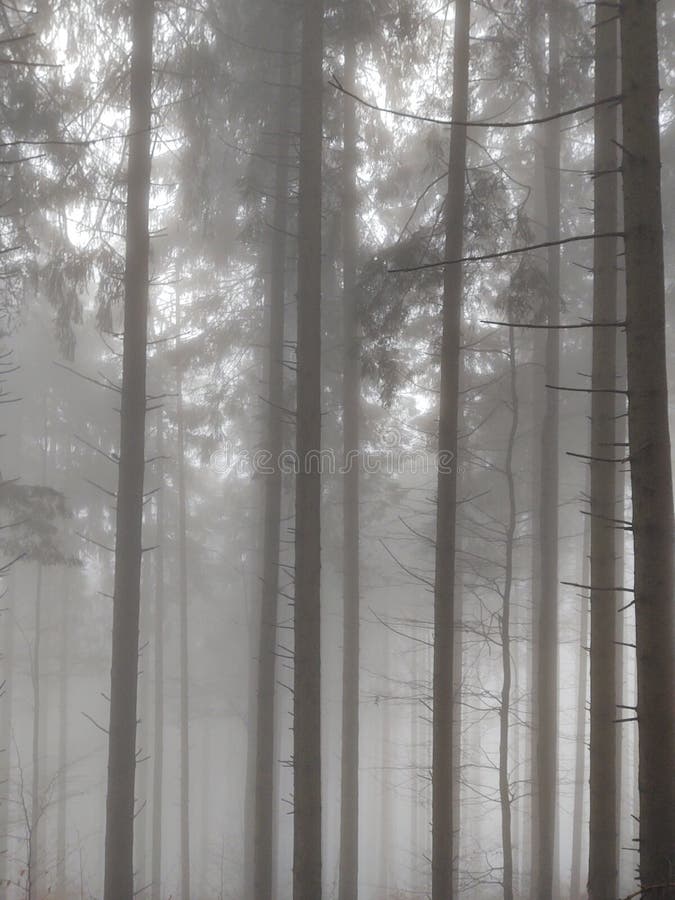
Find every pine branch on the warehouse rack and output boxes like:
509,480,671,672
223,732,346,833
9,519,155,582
329,75,621,130
389,232,624,272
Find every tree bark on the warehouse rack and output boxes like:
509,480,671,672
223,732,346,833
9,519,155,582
151,419,165,900
535,1,561,894
499,330,519,900
29,423,48,900
0,569,14,890
620,2,675,895
569,517,590,900
56,566,70,899
338,3,360,898
253,18,292,900
29,561,43,900
378,631,392,898
175,265,191,900
103,1,153,896
135,552,151,893
588,7,620,898
293,0,323,897
432,3,469,898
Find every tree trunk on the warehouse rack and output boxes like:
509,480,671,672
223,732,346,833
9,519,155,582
499,329,519,900
588,7,620,898
620,2,675,895
0,569,14,890
103,1,153,896
253,19,292,900
151,422,165,900
535,0,561,893
452,568,464,900
175,266,191,900
56,566,70,899
29,562,43,900
378,631,392,898
410,651,420,891
199,718,210,894
338,4,360,898
569,517,590,900
615,418,627,893
293,0,323,897
30,422,48,900
432,3,469,898
136,547,151,893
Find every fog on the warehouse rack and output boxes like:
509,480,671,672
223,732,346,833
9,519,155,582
0,1,673,899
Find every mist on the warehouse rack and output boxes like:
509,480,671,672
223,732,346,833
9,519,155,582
0,1,673,899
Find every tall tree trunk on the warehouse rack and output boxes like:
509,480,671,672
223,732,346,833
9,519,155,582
199,718,210,894
615,418,627,893
103,1,153,896
499,330,519,900
253,19,291,900
535,1,561,894
293,0,323,897
56,567,70,899
569,518,590,900
588,7,620,898
378,631,392,898
151,423,165,900
176,267,191,900
30,423,48,900
338,4,360,898
452,570,464,900
410,651,420,891
432,3,469,898
620,2,675,895
135,556,151,893
29,562,43,900
0,569,15,889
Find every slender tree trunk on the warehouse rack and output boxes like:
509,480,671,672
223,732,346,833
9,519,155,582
29,562,43,900
293,0,323,897
151,420,164,900
410,651,420,891
535,1,561,893
528,353,542,900
620,2,675,895
378,631,392,898
499,330,519,900
512,614,522,897
135,556,151,893
569,518,590,900
0,569,14,889
56,567,70,899
253,21,292,900
199,719,210,893
338,4,360,897
175,267,191,900
615,417,627,893
29,423,48,900
103,1,153,896
432,3,469,898
588,7,620,898
452,570,464,900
